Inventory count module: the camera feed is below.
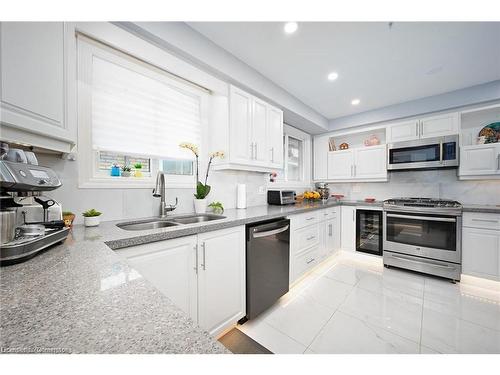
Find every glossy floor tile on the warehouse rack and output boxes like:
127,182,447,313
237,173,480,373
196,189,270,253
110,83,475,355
237,253,500,354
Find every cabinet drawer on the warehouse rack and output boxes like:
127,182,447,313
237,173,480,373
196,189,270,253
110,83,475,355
291,211,319,229
292,224,320,252
319,207,339,220
463,212,500,230
291,245,319,283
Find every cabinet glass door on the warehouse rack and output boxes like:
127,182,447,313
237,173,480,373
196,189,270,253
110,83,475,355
356,210,382,255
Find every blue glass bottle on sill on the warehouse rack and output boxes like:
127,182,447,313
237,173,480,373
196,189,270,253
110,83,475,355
110,165,121,177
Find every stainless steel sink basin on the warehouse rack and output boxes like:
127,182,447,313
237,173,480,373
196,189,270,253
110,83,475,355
117,220,180,231
169,214,226,224
117,214,226,231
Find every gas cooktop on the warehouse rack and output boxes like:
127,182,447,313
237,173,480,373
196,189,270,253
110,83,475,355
383,197,462,209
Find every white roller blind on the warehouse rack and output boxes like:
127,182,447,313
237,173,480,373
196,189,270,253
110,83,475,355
90,48,202,159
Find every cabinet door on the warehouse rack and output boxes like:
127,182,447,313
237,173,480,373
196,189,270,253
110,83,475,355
318,219,328,261
267,105,284,168
117,236,198,321
327,150,354,180
229,86,253,165
341,206,356,251
0,22,71,141
354,145,387,179
460,144,500,176
197,226,246,336
333,211,341,252
462,227,500,280
420,113,459,139
314,135,330,180
325,218,336,255
252,98,269,165
387,120,419,143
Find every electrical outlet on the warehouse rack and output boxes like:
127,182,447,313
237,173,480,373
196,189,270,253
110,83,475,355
258,186,266,195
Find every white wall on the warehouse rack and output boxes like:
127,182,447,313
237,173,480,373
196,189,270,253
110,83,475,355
326,169,500,206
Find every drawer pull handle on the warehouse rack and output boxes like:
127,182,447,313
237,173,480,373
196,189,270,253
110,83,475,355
471,218,498,223
306,258,315,264
306,236,316,241
306,217,315,221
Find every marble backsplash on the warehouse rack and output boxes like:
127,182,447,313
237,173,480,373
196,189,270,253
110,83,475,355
326,169,500,205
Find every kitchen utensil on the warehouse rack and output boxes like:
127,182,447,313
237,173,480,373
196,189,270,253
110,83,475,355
25,151,39,165
0,210,17,244
18,224,45,237
5,148,27,163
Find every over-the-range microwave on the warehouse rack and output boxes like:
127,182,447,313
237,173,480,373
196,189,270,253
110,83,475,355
387,134,459,171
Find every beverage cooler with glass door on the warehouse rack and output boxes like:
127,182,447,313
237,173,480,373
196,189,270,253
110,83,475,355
356,209,383,256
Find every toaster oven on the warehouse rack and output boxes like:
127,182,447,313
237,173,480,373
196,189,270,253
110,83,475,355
267,190,296,205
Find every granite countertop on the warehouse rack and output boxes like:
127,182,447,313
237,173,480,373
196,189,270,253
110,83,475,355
462,204,500,214
2,198,498,354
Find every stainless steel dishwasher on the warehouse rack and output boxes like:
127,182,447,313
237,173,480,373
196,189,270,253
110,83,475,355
241,218,290,322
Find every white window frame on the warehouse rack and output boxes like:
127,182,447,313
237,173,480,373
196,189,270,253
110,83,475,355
76,34,209,189
269,124,312,188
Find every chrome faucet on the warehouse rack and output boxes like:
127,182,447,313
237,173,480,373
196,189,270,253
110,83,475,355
153,171,178,218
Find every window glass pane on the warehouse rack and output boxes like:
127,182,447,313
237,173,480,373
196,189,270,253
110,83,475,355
98,151,150,173
160,159,193,176
287,136,303,181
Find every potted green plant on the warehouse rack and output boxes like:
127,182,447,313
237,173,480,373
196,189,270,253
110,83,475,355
133,162,143,178
121,165,132,177
179,143,224,213
208,201,224,215
82,208,102,227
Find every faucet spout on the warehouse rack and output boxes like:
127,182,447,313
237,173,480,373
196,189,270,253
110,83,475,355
153,171,177,218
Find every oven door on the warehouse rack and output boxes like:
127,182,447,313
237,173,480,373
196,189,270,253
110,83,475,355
387,135,458,170
383,211,461,263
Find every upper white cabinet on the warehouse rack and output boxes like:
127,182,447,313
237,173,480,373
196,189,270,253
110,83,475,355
387,112,459,143
327,145,387,181
313,134,330,180
215,85,284,172
0,22,75,152
117,226,246,337
459,144,500,177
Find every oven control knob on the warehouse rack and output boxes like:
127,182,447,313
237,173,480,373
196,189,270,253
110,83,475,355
38,179,47,185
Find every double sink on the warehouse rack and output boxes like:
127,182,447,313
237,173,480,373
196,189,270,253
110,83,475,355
117,213,226,231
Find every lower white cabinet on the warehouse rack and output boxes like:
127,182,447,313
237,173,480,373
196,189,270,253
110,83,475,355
341,206,356,251
459,144,500,178
462,212,500,281
318,208,340,260
117,226,245,336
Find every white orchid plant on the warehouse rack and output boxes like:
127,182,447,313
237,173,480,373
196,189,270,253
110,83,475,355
179,143,225,199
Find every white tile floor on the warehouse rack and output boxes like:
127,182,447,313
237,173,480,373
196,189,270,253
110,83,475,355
237,252,500,354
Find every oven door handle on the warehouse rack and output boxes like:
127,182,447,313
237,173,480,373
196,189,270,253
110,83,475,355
389,254,457,270
386,213,456,222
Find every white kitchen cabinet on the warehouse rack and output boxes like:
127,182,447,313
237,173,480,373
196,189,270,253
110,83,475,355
459,144,500,177
462,227,500,281
216,85,284,172
327,146,387,181
354,145,387,179
341,206,356,251
116,226,245,337
387,120,420,143
386,112,459,143
0,22,75,151
117,236,198,321
318,208,340,260
267,106,284,168
313,135,330,180
197,226,246,336
327,149,354,180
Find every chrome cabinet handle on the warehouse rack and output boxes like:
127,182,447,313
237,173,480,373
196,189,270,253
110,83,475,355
306,217,315,221
420,122,424,137
471,218,498,223
439,140,444,164
416,122,419,137
254,143,258,159
306,235,316,241
329,224,333,236
497,154,500,170
270,147,274,162
306,258,315,264
201,242,206,270
193,244,198,274
250,142,254,159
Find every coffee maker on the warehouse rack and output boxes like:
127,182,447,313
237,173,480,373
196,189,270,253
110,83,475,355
0,155,69,265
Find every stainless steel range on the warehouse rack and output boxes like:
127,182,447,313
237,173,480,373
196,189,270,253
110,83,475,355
383,197,462,281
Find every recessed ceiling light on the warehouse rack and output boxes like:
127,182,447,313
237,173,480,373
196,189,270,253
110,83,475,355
327,72,339,81
284,22,298,34
351,99,361,105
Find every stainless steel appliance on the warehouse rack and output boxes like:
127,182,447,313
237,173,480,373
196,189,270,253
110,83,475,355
315,182,330,200
267,190,296,205
387,135,459,171
356,209,383,256
383,198,462,281
242,218,290,321
0,158,69,266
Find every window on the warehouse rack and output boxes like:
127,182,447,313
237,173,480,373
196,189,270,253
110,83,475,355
272,124,311,187
77,34,208,188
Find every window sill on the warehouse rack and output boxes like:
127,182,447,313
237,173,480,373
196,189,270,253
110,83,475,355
79,177,195,189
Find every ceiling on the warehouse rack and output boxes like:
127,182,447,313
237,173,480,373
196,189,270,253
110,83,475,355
187,22,500,120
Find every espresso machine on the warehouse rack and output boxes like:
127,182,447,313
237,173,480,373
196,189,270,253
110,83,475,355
0,152,70,266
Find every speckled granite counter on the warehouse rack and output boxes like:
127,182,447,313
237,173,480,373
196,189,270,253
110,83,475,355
462,204,500,214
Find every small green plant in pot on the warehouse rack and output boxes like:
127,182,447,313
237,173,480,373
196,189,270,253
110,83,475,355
82,208,102,227
179,143,224,213
121,165,132,177
133,162,143,178
208,201,224,215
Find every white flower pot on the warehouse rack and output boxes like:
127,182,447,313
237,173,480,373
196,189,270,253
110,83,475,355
84,216,101,227
194,198,207,214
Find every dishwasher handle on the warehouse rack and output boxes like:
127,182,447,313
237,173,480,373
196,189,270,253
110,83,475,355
253,225,290,238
